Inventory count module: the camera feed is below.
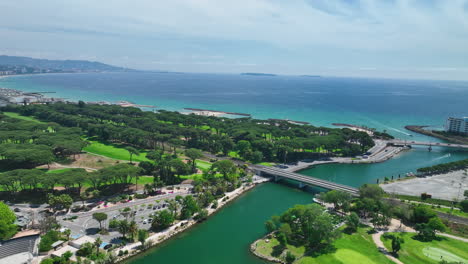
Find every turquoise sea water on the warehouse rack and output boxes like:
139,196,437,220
1,72,467,264
2,72,468,141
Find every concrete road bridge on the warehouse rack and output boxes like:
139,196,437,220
389,140,468,150
251,165,359,196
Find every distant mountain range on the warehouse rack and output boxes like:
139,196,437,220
0,55,133,72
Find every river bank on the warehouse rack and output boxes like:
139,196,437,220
116,177,271,263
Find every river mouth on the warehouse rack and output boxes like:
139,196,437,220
126,147,468,264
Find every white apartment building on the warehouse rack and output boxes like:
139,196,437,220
445,117,468,134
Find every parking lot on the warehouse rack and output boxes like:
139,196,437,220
58,192,189,244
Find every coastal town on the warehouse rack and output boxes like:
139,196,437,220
0,90,466,264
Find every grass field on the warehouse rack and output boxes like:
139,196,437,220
195,159,212,170
381,232,468,264
254,227,393,264
84,140,150,162
257,162,274,166
3,112,45,123
46,168,74,174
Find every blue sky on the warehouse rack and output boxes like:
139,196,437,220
1,0,468,80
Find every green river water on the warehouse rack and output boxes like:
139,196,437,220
127,147,468,264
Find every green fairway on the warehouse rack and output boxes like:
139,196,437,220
254,227,393,264
381,232,468,264
3,112,45,123
46,168,74,174
195,159,212,170
84,140,149,162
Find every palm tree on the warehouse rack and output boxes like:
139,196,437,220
144,184,153,194
129,221,138,241
94,237,102,255
167,199,179,218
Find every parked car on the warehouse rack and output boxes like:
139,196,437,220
104,244,113,250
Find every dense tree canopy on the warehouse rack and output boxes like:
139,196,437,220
266,203,340,250
0,113,86,169
2,103,375,163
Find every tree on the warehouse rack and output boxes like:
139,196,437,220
47,194,73,215
0,202,17,240
138,229,149,247
94,237,102,255
415,217,446,241
279,204,340,250
359,184,384,200
285,251,296,264
391,235,404,255
460,200,468,213
265,220,277,233
211,160,237,181
151,209,175,231
38,216,59,234
167,199,179,218
346,212,360,233
180,195,200,219
129,221,138,241
276,231,288,248
194,209,208,222
117,220,130,239
126,146,140,164
63,229,71,241
319,190,352,211
413,206,437,224
93,213,108,231
185,148,203,172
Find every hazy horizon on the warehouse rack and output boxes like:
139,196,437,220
1,0,468,80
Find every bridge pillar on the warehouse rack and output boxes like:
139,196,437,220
298,182,305,188
428,145,432,152
274,175,279,182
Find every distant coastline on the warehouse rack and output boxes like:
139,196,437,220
241,72,277,76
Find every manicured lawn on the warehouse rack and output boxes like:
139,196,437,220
46,168,74,174
257,162,274,166
84,140,149,162
254,227,393,264
137,176,154,185
381,232,468,264
296,228,393,264
3,112,45,123
195,159,212,170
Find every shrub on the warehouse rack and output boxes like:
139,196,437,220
285,251,296,264
134,193,148,199
109,219,119,229
460,200,468,213
421,193,432,200
38,230,60,252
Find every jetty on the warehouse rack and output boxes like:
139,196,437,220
184,108,251,117
268,118,309,125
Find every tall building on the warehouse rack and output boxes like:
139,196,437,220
445,117,468,134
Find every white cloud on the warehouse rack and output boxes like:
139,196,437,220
0,0,468,79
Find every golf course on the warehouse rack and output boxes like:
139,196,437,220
381,232,467,264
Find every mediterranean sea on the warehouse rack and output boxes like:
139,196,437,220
1,72,467,264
